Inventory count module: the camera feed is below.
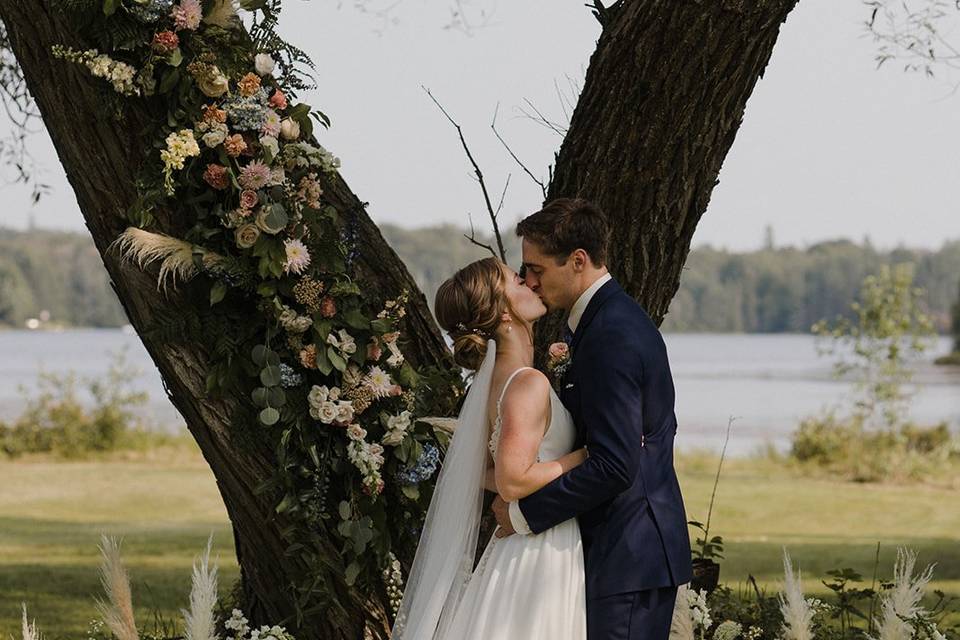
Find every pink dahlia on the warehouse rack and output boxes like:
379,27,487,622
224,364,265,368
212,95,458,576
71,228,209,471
238,160,270,189
170,0,201,31
269,89,287,111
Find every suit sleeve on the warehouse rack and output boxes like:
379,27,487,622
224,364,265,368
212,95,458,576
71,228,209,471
516,331,644,534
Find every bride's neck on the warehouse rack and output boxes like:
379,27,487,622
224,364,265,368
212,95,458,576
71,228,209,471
494,323,535,367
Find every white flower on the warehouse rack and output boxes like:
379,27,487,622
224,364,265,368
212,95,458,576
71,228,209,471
382,430,405,446
347,424,367,441
327,328,357,356
385,340,404,368
280,118,300,141
386,410,411,433
366,366,394,398
89,54,111,77
315,401,338,424
283,238,311,275
308,384,330,406
335,400,355,425
259,135,279,158
254,53,275,76
201,123,228,148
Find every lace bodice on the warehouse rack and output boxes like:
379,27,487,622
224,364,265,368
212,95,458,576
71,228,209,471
488,367,575,464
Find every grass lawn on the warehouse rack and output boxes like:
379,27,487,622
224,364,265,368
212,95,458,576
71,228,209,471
2,449,958,638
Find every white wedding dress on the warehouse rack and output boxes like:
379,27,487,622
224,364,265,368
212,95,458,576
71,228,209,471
439,366,588,639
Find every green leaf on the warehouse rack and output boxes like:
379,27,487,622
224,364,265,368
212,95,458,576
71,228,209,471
210,281,227,306
260,365,281,387
327,347,347,372
268,387,286,406
371,318,394,334
102,0,120,15
338,501,351,520
259,407,280,425
256,281,276,297
400,484,420,500
315,342,333,376
344,561,361,586
158,67,180,94
342,307,369,331
251,387,269,407
251,344,269,366
275,492,296,514
166,47,183,67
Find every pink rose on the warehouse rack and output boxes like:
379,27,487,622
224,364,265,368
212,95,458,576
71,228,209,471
269,89,288,110
239,189,259,209
548,342,569,361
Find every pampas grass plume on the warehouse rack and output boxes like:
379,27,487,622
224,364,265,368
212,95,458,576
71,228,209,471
109,227,226,294
872,548,936,640
182,534,219,640
21,603,42,640
670,584,695,640
95,535,139,640
779,549,814,640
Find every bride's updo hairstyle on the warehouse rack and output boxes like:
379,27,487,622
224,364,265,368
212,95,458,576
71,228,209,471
435,257,514,370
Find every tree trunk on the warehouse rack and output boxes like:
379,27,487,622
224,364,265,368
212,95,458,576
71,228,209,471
536,0,799,356
0,0,797,637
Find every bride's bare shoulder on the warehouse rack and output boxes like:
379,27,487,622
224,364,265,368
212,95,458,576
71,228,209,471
499,368,550,413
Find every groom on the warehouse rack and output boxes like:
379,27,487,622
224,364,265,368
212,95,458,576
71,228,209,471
491,198,692,640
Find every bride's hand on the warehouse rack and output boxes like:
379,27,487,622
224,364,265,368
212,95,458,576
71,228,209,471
561,446,588,472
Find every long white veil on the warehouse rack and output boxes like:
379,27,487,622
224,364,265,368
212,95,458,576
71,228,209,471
391,338,496,640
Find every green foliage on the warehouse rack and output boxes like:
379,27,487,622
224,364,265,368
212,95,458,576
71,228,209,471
812,263,936,429
790,412,959,482
0,347,174,458
0,227,129,328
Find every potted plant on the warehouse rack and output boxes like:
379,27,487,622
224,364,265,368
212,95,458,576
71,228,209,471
687,416,734,593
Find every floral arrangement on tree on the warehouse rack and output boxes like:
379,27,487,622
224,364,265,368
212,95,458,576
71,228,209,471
47,0,462,620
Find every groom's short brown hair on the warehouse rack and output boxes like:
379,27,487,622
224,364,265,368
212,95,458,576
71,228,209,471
516,198,610,266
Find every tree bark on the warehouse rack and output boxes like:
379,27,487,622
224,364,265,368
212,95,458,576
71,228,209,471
536,0,799,356
0,0,797,637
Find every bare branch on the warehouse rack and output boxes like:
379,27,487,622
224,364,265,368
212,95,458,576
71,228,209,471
423,85,507,262
462,211,498,259
495,173,511,217
516,98,567,137
490,103,547,199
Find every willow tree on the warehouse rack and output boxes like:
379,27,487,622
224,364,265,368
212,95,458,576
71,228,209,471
0,0,797,637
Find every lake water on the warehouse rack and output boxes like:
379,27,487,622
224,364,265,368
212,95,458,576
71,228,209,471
1,329,957,456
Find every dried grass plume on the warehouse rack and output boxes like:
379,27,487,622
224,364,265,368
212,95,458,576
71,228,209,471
109,227,227,294
95,534,139,640
21,603,42,640
871,548,936,640
182,534,220,640
779,549,814,640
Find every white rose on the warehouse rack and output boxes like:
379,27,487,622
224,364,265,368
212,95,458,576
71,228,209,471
328,386,341,402
259,135,279,158
280,118,300,141
347,424,367,441
199,69,229,98
202,126,227,148
335,400,355,425
308,384,329,407
317,401,338,424
254,53,275,76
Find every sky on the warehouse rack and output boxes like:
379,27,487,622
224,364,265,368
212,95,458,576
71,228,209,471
2,0,959,251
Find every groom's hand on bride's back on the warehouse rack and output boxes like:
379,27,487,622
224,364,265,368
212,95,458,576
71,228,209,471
491,495,516,538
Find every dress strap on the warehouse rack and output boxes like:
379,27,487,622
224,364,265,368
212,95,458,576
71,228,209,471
497,366,534,410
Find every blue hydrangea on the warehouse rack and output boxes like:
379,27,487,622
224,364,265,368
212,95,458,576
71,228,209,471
128,0,174,23
279,363,302,388
396,443,440,485
223,88,268,131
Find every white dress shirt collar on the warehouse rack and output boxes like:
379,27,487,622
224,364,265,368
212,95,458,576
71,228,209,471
567,272,612,333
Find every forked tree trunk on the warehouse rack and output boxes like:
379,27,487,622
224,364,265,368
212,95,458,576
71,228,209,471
0,0,796,636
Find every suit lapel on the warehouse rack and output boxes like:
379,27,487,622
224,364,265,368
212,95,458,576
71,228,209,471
569,278,621,354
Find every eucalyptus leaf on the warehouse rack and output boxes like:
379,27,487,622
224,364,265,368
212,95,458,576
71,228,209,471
268,387,286,406
260,365,281,387
251,387,270,407
327,348,347,372
251,344,268,366
259,407,280,425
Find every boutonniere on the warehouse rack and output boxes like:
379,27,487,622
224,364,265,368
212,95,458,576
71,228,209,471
546,342,572,389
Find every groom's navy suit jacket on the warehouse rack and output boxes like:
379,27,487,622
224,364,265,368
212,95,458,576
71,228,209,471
518,278,692,600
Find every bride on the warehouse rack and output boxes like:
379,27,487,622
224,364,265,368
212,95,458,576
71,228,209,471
391,256,588,640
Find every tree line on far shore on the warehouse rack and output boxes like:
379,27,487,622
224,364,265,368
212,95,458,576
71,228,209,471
1,224,958,335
